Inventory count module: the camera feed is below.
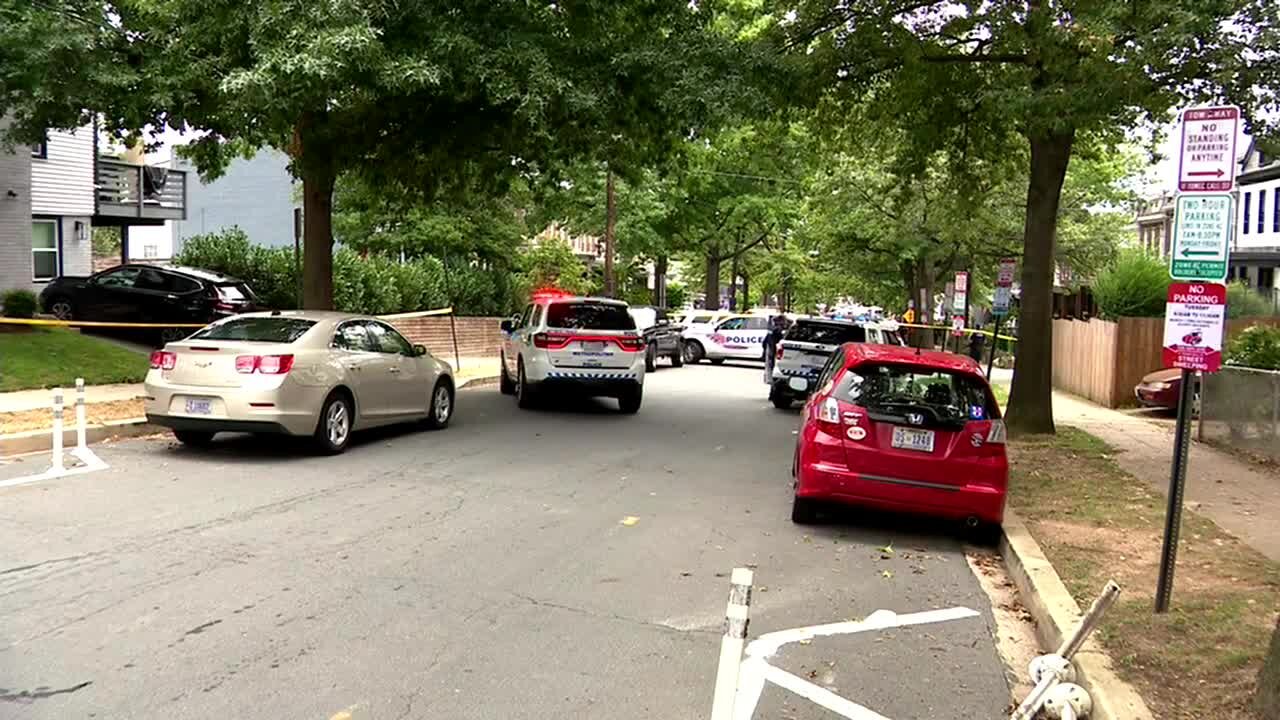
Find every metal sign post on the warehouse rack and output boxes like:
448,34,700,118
989,259,1016,378
1155,368,1194,613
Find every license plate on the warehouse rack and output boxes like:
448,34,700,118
581,341,605,352
891,426,935,453
184,398,212,415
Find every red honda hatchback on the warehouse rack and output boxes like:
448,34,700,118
790,343,1008,533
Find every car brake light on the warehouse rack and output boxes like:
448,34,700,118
986,419,1007,444
618,336,645,352
775,345,785,360
149,350,177,370
534,332,571,349
235,354,295,374
214,301,237,312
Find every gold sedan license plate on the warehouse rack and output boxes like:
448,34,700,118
891,426,934,453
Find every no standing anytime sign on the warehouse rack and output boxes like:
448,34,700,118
1177,106,1239,193
1162,283,1226,373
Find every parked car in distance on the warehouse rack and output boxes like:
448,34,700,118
769,318,904,408
144,311,454,453
791,343,1007,539
40,264,257,344
629,306,684,372
1135,368,1200,413
683,314,772,364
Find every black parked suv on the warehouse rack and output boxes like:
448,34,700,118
39,264,258,344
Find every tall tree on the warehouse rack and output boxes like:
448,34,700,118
778,0,1279,433
1,0,761,308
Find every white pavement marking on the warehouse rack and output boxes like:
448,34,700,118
731,606,982,720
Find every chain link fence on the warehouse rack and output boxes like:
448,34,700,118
1199,366,1280,462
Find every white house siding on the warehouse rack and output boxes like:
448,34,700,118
0,117,36,294
30,126,94,216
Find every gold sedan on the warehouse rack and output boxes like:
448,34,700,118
144,311,455,453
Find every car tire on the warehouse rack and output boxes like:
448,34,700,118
516,359,537,410
48,297,75,321
499,355,516,395
684,340,705,364
618,385,643,414
645,345,658,373
424,379,454,429
769,384,793,410
173,430,215,447
710,358,725,366
670,345,684,368
791,495,819,524
315,391,353,454
157,327,189,346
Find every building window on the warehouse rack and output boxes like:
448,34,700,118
30,136,47,159
1245,192,1252,234
33,220,58,281
143,244,158,259
1261,190,1268,235
1261,267,1275,291
1275,190,1279,234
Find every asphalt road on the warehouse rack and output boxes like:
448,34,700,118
0,363,1012,719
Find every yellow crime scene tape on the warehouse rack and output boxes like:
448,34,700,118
0,306,455,329
897,322,1018,343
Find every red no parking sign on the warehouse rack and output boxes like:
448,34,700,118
1162,282,1226,373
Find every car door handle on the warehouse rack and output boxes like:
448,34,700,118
388,367,401,373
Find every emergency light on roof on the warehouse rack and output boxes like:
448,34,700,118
531,288,573,301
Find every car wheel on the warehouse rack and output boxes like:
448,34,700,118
684,340,705,364
710,358,725,366
173,430,214,447
499,354,516,395
516,359,537,410
425,380,454,429
315,391,353,454
791,495,819,524
618,385,643,414
769,384,793,410
670,345,684,368
48,298,74,321
645,345,658,373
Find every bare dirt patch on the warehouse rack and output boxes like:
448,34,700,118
0,398,145,435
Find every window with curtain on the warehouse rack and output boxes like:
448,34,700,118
32,221,58,281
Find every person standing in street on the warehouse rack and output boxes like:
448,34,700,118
763,314,787,383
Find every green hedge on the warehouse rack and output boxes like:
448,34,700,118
175,229,520,316
1226,324,1280,371
1091,249,1168,319
2,289,37,318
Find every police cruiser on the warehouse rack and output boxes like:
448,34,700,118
768,317,903,409
499,292,646,413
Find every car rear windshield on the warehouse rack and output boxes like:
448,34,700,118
786,321,866,345
546,302,636,330
215,283,254,301
190,317,316,343
838,362,999,424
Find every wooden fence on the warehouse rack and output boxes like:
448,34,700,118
1051,315,1280,408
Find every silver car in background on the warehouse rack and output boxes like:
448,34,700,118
144,311,455,453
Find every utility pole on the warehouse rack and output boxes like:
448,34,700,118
603,167,617,298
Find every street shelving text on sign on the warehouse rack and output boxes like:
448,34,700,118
1162,283,1226,374
1170,193,1232,282
1177,106,1239,193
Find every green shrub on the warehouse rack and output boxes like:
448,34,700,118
1091,249,1169,318
1226,324,1280,371
1226,281,1276,318
2,289,37,318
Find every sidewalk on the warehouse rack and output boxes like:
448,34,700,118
0,383,144,414
1052,391,1280,564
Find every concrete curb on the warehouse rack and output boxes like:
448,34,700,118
1,373,502,457
1,417,158,457
1000,509,1155,720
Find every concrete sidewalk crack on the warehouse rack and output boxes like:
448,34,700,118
0,681,93,703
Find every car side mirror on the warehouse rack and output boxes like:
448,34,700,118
413,344,428,357
500,319,515,333
788,377,809,393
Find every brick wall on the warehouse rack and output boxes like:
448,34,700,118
388,315,504,358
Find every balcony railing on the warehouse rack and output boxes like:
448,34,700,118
95,157,187,221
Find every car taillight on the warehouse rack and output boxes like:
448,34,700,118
235,354,295,375
214,301,237,313
986,419,1007,444
149,351,176,370
775,345,785,360
618,336,645,352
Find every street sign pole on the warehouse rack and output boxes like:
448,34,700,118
986,314,1001,379
1155,367,1194,613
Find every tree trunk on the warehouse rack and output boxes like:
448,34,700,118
301,164,336,310
653,255,668,307
705,253,721,311
603,168,617,298
1006,128,1075,435
741,272,750,312
728,255,740,311
1258,616,1280,718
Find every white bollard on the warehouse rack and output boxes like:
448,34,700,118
75,378,87,450
50,388,64,473
710,567,753,720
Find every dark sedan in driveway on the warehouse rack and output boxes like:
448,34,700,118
39,264,257,343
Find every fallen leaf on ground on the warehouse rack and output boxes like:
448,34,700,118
620,516,639,526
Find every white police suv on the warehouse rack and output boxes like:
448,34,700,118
768,317,903,408
499,293,647,413
683,314,772,364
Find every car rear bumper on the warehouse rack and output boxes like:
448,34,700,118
797,460,1006,525
143,373,321,436
1134,386,1177,409
534,376,642,398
